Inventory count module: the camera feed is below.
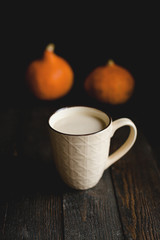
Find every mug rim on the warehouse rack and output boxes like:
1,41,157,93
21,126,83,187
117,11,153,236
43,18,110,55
48,105,112,136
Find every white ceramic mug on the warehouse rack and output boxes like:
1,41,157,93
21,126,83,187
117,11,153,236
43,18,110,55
48,106,137,190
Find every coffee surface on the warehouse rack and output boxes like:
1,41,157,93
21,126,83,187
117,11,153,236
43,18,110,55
53,113,107,135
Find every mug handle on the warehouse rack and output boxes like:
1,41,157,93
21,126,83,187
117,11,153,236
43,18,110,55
105,118,137,169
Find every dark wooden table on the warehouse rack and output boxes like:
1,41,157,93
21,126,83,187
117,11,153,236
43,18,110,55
0,102,160,240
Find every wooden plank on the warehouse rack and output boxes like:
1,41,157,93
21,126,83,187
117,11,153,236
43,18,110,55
0,107,20,239
111,129,160,240
63,170,124,240
1,104,160,239
0,105,64,239
0,193,63,240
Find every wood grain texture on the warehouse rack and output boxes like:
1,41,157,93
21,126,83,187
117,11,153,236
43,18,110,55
0,194,63,240
111,129,160,240
63,170,124,240
0,106,64,240
0,105,160,239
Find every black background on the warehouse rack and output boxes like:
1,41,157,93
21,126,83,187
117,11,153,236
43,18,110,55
1,3,159,151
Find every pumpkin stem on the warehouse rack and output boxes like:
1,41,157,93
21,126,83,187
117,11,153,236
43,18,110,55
107,59,115,66
46,43,55,52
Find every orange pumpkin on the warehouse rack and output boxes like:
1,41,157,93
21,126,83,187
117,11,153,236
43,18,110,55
26,43,74,100
84,60,135,104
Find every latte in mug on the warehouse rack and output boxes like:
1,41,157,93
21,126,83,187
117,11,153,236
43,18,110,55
53,112,107,135
49,106,137,190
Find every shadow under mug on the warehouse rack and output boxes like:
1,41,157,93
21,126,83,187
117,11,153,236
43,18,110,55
48,106,137,190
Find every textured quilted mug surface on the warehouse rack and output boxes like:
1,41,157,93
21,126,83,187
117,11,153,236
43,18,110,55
49,106,137,190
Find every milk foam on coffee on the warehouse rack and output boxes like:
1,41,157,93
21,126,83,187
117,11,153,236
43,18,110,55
53,113,107,135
